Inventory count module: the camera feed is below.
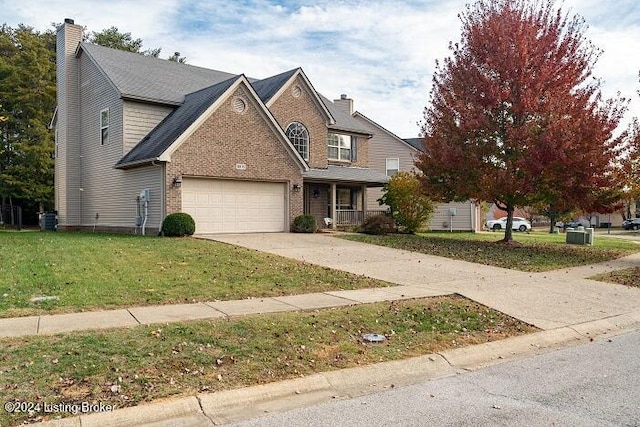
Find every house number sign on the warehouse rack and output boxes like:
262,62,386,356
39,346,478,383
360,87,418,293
235,163,247,170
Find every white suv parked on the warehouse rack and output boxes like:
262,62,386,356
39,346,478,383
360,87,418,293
486,216,532,232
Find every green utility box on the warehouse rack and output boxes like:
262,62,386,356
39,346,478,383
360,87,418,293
566,228,594,245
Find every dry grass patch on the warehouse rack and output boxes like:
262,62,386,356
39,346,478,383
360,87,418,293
0,295,536,426
590,267,640,288
341,232,640,272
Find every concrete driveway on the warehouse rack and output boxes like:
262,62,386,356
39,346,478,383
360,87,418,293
203,232,640,331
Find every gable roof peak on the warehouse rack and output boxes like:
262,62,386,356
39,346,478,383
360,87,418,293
251,68,300,104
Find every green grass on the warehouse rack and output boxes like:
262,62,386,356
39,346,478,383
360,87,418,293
0,231,391,318
340,231,640,272
590,267,640,288
0,295,536,426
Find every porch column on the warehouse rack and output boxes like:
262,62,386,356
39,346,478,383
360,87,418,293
331,182,337,229
361,184,367,222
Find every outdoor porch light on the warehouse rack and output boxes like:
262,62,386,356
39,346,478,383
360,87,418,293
312,188,320,198
172,175,182,188
292,183,301,192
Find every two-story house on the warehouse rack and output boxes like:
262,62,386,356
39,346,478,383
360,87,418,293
53,19,390,234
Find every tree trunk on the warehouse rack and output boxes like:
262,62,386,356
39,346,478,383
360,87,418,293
9,196,14,225
548,215,557,233
502,205,515,242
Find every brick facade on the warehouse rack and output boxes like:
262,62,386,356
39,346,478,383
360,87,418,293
165,84,304,228
269,76,329,169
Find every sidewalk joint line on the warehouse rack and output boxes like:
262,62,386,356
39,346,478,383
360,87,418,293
195,395,216,426
36,316,41,334
320,291,365,304
127,309,141,325
435,351,454,368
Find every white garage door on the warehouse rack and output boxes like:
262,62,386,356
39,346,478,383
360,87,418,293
182,178,286,233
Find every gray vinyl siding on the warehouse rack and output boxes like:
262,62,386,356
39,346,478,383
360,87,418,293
429,201,475,231
55,24,83,226
78,52,164,230
123,101,174,155
351,114,418,209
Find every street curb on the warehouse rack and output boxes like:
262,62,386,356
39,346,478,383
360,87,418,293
35,312,640,427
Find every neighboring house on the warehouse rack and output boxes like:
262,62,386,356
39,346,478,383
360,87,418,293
53,19,390,234
350,111,482,232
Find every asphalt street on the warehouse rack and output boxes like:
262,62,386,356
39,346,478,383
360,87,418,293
229,330,640,427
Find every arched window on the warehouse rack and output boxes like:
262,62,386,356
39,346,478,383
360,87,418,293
285,122,309,161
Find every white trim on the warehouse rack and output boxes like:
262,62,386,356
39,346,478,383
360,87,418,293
285,121,310,161
100,108,109,145
327,132,352,161
385,158,399,176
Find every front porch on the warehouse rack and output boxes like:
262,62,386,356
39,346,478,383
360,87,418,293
334,209,390,226
302,166,390,229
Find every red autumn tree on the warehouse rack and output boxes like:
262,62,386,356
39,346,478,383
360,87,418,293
416,0,627,243
620,119,640,218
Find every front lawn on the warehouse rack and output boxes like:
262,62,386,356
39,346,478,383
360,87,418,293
0,295,536,426
0,231,391,318
340,232,640,272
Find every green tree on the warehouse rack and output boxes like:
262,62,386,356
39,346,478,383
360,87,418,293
167,51,187,64
88,26,161,57
0,24,56,213
379,171,434,233
417,0,626,244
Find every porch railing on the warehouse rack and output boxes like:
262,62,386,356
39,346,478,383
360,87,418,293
335,209,390,226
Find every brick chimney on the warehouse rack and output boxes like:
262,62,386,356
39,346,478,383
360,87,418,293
333,93,354,116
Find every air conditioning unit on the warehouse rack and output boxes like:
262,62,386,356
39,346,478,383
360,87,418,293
566,230,587,245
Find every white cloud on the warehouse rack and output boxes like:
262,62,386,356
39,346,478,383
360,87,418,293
1,0,638,136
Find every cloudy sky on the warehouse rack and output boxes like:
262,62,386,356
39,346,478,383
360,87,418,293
2,0,639,137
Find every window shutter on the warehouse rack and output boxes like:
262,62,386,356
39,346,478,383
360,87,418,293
351,137,358,162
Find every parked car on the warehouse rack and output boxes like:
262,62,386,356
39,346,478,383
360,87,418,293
565,220,587,229
486,216,532,232
555,219,589,229
623,218,640,230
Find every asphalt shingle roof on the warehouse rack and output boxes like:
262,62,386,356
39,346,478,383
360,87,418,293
403,138,424,152
252,68,299,104
82,42,372,166
81,43,238,104
117,76,240,167
320,94,371,135
303,165,389,185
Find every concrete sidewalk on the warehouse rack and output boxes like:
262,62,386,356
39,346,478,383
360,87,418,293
4,232,640,427
0,284,448,338
209,233,640,330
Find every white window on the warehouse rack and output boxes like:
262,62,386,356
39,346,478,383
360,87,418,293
285,122,309,160
386,158,399,176
328,133,352,161
100,108,109,145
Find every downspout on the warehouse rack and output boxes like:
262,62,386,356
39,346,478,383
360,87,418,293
142,198,148,236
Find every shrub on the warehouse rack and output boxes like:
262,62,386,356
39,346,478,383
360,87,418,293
161,212,196,236
292,214,317,233
378,171,434,234
362,214,395,235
